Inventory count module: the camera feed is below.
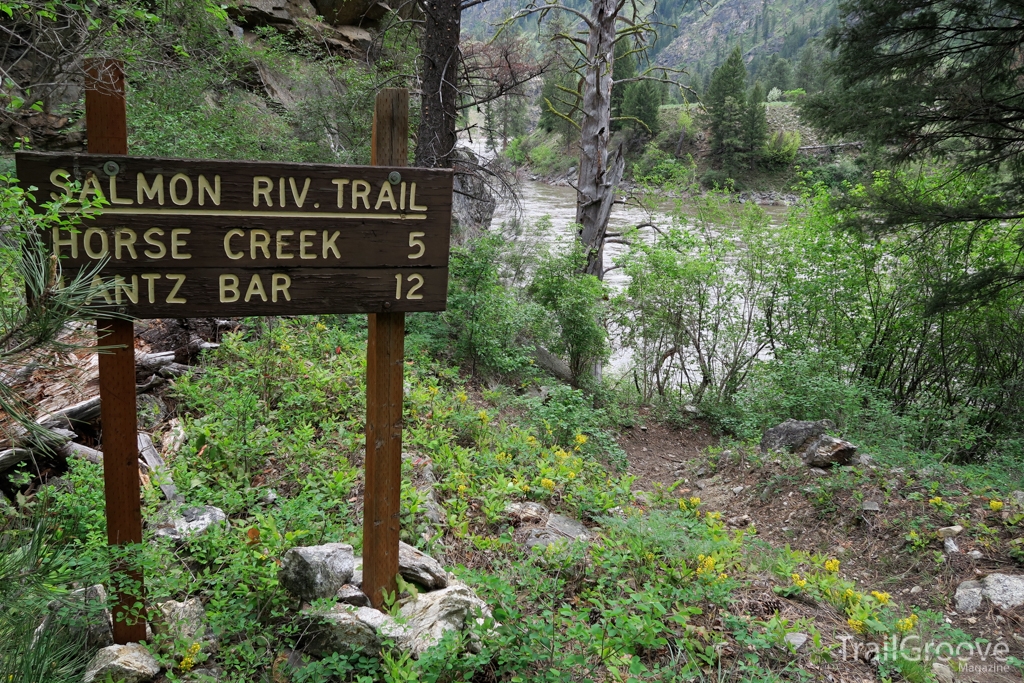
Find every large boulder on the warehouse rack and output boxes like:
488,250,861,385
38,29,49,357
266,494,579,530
83,643,160,683
523,513,590,551
227,0,316,28
398,582,494,657
151,598,210,653
955,574,1024,614
279,543,355,601
760,419,834,454
310,0,390,26
35,583,113,650
800,435,858,468
301,604,405,657
398,541,448,590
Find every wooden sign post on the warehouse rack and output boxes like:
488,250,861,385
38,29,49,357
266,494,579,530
86,58,146,645
363,89,408,609
16,71,451,637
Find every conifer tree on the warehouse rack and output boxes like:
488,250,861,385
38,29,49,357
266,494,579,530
622,80,662,136
610,40,636,130
744,82,768,165
705,48,748,171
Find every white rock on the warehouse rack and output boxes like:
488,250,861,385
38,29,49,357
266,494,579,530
784,632,808,650
398,582,494,657
731,486,744,494
83,643,160,683
969,550,983,560
1010,490,1024,508
955,574,1024,614
278,543,355,601
398,541,448,590
943,537,959,554
861,500,880,512
302,604,382,657
931,662,954,683
152,598,207,652
979,573,1024,610
910,586,922,594
153,506,227,541
504,501,548,523
937,525,963,539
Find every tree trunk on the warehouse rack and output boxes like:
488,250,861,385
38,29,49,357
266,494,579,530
416,0,462,169
576,0,624,279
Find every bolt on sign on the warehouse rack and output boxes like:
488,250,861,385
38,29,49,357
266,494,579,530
15,154,453,317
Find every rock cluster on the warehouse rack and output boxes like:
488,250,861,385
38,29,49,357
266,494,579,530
955,573,1024,614
280,541,493,662
760,418,859,468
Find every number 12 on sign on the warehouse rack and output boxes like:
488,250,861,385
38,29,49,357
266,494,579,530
395,273,425,300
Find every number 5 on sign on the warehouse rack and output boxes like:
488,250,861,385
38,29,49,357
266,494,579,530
408,232,425,259
395,273,424,299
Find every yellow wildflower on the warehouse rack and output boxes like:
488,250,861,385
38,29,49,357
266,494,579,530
791,573,807,589
871,591,891,605
521,484,530,492
315,322,327,331
575,433,588,445
526,435,537,445
566,471,576,479
541,478,556,491
990,499,1004,511
478,410,490,424
689,496,701,507
428,386,439,397
896,614,918,632
645,552,655,562
847,619,865,634
825,558,840,572
179,642,201,671
718,573,728,581
555,449,569,459
280,342,291,352
457,484,468,494
456,391,468,403
928,496,943,506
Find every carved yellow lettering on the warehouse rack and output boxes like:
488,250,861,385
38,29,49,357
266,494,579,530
332,179,349,208
114,275,139,304
198,175,221,206
322,230,341,259
169,173,193,206
251,230,271,259
375,182,397,211
53,227,77,258
83,228,108,259
352,180,371,210
114,229,138,260
137,173,164,205
279,177,286,207
78,173,105,204
409,182,427,211
244,274,267,302
276,230,294,259
253,176,273,207
219,274,240,303
170,229,191,259
289,177,311,208
272,274,292,302
108,176,133,205
299,230,316,259
88,274,113,305
49,168,71,201
143,228,166,259
224,229,244,260
166,274,187,304
399,181,406,210
141,274,160,303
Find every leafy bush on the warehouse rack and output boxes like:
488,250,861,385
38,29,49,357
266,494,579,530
761,130,801,167
529,242,610,385
445,234,538,378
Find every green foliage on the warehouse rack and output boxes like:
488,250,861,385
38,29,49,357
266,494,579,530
529,242,610,384
632,144,695,186
761,130,801,168
621,80,662,136
445,234,538,378
610,40,637,131
744,83,769,156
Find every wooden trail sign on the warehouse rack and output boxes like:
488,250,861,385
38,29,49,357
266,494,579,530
15,154,453,317
17,59,449,641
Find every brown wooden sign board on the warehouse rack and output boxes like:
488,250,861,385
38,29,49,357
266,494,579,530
15,153,453,317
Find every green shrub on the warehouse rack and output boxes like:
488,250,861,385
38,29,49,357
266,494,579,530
761,130,801,167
